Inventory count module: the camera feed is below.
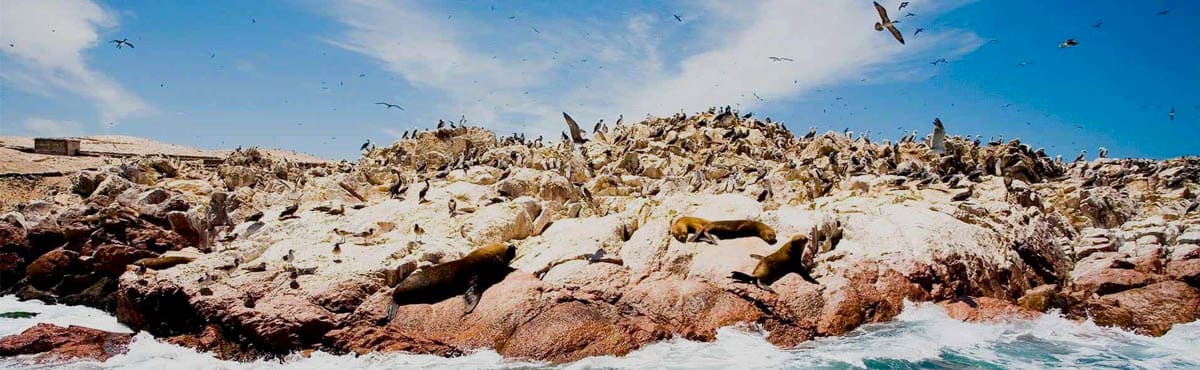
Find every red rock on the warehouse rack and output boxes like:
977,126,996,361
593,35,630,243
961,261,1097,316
164,325,256,361
941,297,1039,321
0,323,131,362
1072,267,1155,296
1166,259,1200,286
1087,281,1200,336
25,248,78,290
91,244,158,276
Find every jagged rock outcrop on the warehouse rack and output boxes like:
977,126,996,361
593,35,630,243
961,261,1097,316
2,109,1198,363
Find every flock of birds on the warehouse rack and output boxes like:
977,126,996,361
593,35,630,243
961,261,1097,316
85,1,1188,158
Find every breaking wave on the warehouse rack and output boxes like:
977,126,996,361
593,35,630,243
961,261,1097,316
3,295,1198,369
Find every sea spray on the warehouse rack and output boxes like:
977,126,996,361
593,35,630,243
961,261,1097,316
3,296,1197,369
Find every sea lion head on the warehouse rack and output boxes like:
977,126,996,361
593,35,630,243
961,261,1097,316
760,225,778,244
785,234,808,255
503,243,517,262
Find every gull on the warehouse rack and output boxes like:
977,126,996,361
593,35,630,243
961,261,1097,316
1059,38,1079,48
873,2,905,45
110,38,134,49
375,102,403,110
768,56,794,62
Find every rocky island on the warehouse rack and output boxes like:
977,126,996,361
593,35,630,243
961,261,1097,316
2,110,1198,364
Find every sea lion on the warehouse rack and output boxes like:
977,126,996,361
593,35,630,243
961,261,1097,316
670,216,709,242
132,255,195,270
729,234,818,292
691,219,777,245
387,243,516,320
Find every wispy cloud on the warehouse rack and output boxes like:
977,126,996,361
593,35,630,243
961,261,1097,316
0,0,152,124
321,0,980,136
20,117,84,137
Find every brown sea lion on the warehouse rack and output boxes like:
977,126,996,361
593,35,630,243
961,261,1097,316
691,219,777,245
670,216,709,242
132,255,196,270
387,243,516,320
730,234,818,292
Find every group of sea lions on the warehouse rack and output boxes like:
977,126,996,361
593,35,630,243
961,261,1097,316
670,216,828,292
382,215,827,322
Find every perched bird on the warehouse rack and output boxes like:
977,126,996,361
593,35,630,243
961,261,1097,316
283,249,296,263
1098,147,1108,158
448,198,457,217
873,2,905,45
110,38,134,49
951,185,974,202
418,179,431,203
413,223,425,240
360,140,371,151
375,102,403,110
332,241,343,255
1058,38,1079,48
1074,150,1087,162
584,249,607,263
278,203,299,220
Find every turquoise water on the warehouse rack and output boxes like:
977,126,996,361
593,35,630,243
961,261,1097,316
2,295,1197,369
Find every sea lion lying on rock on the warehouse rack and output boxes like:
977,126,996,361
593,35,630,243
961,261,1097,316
669,216,709,242
387,243,516,321
730,234,818,292
689,219,777,245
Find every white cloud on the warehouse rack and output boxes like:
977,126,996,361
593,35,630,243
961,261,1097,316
21,117,84,137
322,0,980,137
0,0,152,123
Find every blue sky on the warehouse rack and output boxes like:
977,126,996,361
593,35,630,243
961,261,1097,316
1,0,1196,160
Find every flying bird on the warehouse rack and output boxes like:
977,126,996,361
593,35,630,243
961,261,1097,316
1058,38,1079,48
905,12,916,17
674,14,683,22
1169,107,1175,120
1092,21,1103,28
1017,60,1033,67
930,58,947,65
375,102,403,110
1157,9,1170,16
110,38,134,49
914,28,924,36
768,56,794,62
562,112,588,143
898,2,910,11
873,2,905,45
931,118,946,154
360,140,371,151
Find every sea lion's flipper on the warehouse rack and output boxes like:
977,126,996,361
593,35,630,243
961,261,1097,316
463,275,481,314
385,301,399,324
749,254,764,260
729,271,755,283
687,232,701,243
754,279,776,293
797,268,820,285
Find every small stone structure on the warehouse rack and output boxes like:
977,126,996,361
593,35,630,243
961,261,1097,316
33,138,80,156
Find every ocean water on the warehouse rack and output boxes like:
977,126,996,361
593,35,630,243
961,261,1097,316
2,295,1198,369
